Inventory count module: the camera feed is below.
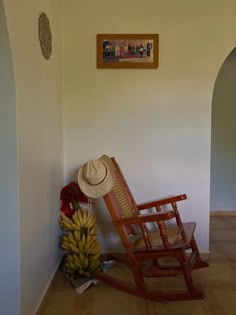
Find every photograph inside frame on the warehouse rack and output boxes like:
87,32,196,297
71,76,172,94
102,39,154,63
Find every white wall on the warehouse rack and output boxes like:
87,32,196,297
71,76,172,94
211,48,236,211
62,0,236,253
3,1,63,314
0,1,20,314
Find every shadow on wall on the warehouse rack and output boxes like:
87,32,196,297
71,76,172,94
210,47,236,211
94,198,125,252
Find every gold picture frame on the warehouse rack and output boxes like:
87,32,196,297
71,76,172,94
96,34,159,69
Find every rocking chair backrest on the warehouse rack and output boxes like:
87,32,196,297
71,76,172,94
111,157,138,215
103,157,150,249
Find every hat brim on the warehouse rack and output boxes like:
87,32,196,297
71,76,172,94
78,155,115,198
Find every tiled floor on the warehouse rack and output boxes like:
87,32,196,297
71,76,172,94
38,216,236,314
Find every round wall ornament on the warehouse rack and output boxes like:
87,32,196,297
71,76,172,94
38,12,52,60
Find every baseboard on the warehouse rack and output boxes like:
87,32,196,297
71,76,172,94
210,210,236,216
35,258,62,314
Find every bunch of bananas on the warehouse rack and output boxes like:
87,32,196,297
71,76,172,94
60,208,97,234
59,208,101,276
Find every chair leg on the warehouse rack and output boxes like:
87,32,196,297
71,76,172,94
129,256,146,292
190,237,209,269
178,250,204,298
179,251,194,291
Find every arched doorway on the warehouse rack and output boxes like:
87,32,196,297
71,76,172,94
210,47,236,213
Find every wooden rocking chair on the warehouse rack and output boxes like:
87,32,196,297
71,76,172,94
93,157,209,301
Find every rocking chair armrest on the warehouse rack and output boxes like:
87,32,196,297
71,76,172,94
137,194,187,211
113,210,175,226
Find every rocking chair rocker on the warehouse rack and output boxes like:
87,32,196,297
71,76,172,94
92,157,209,301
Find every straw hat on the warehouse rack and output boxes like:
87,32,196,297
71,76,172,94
78,155,115,198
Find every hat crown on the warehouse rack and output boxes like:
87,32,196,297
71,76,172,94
85,160,107,186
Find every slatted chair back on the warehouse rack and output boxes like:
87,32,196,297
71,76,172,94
103,157,153,250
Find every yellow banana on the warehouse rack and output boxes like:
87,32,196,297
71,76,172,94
89,259,96,271
61,236,69,244
88,240,100,254
87,215,96,229
73,259,80,269
68,231,77,246
79,208,86,225
69,242,79,254
83,211,90,227
77,209,84,225
92,252,101,261
89,224,97,235
59,221,66,229
73,254,82,269
84,233,91,252
60,211,72,223
83,208,92,226
65,261,77,271
74,230,80,243
61,235,69,243
89,259,101,272
78,239,84,252
76,258,83,270
87,241,96,254
61,220,73,230
79,252,85,265
92,243,100,255
61,243,70,250
72,211,79,224
67,254,74,263
89,235,97,245
68,262,77,270
86,237,96,253
70,222,80,230
65,262,71,270
81,233,86,249
64,240,70,247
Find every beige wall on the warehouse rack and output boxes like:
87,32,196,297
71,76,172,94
62,0,236,253
3,1,63,314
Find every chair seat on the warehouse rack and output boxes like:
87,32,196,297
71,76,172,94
133,222,196,249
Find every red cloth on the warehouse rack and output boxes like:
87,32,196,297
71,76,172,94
60,181,89,217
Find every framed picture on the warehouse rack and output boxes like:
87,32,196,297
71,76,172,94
96,34,159,69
